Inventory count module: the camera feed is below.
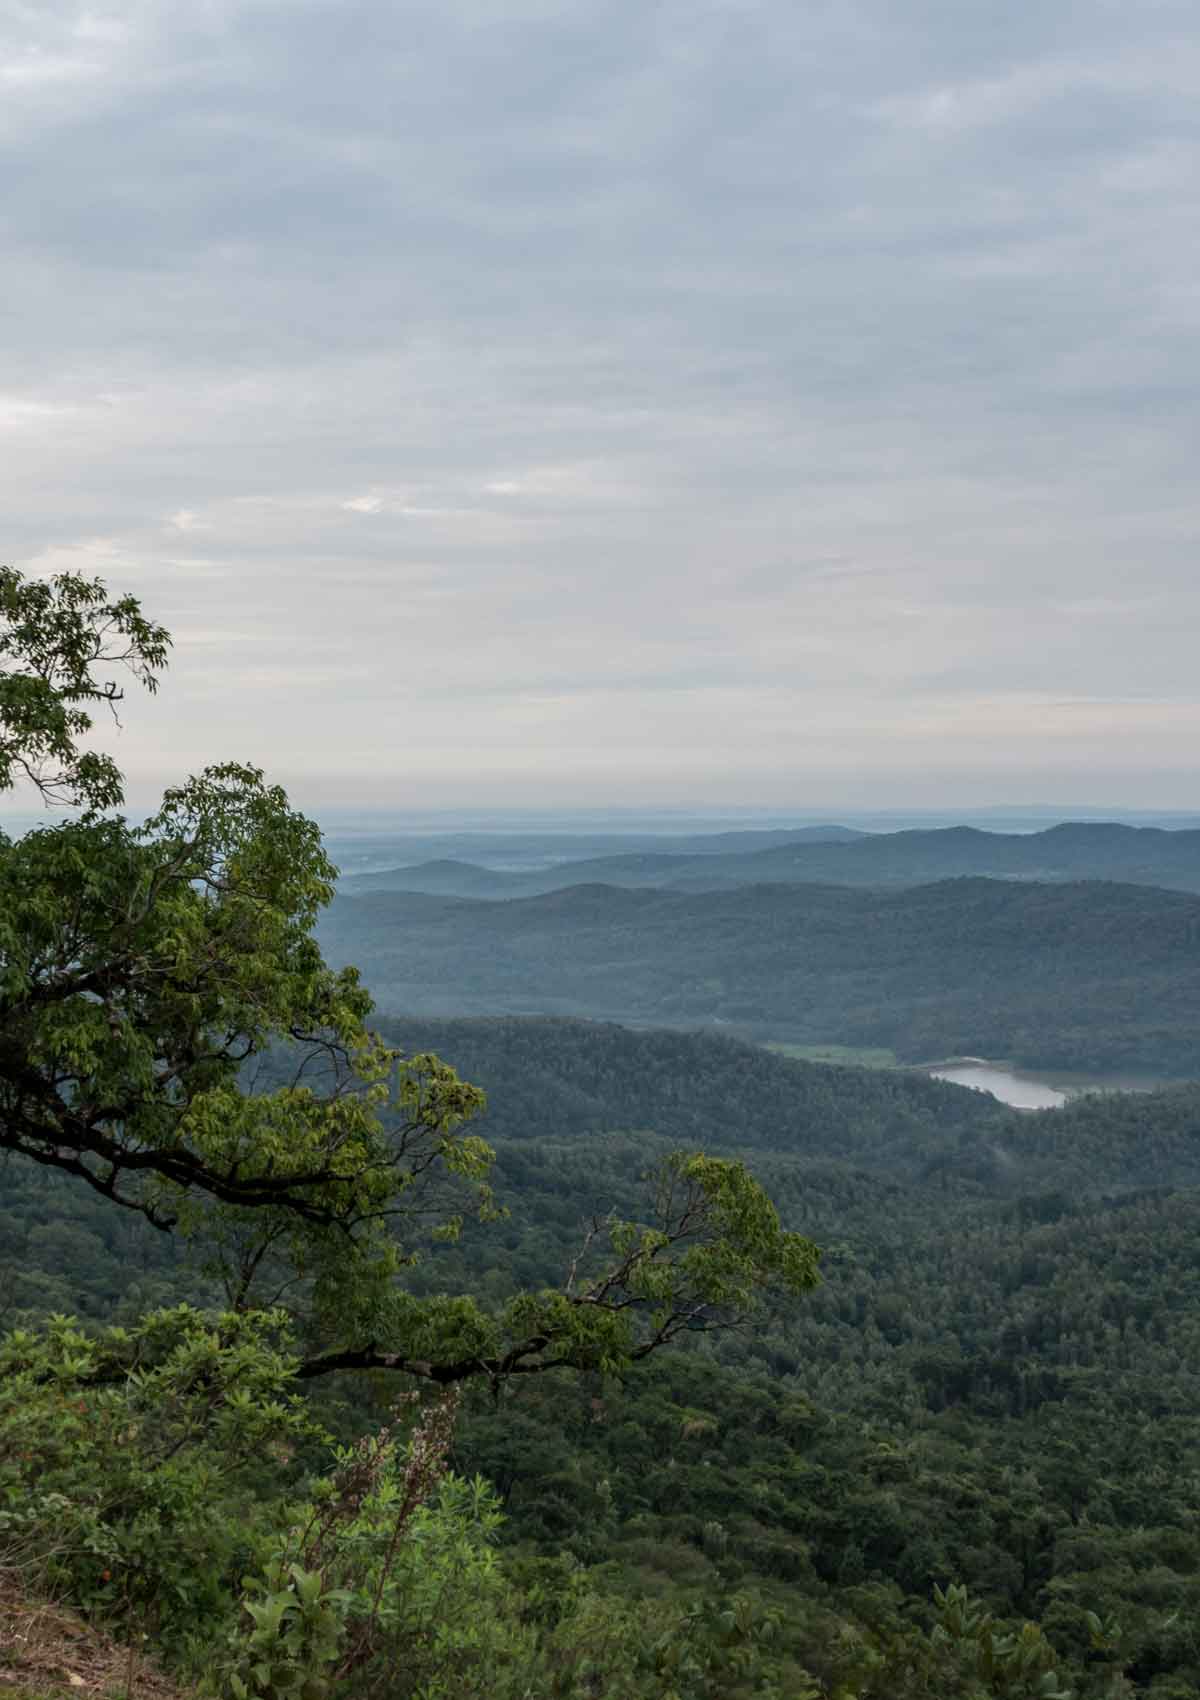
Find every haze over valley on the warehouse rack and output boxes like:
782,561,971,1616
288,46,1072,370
320,831,1200,1078
335,819,1200,901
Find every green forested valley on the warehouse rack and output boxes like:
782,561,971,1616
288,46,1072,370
6,566,1200,1700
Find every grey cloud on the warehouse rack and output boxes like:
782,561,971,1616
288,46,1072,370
4,0,1200,807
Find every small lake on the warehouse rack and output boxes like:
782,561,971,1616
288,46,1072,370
926,1059,1169,1110
928,1062,1068,1108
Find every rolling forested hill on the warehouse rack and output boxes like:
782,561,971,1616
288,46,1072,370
340,820,1200,898
370,1016,1200,1193
18,1016,1200,1315
320,877,1200,1073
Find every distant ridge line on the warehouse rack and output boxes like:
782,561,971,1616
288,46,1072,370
339,820,1200,900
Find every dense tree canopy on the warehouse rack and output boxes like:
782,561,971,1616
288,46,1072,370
8,1011,1197,1694
0,566,818,1385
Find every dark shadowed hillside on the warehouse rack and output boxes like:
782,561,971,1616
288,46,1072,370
371,1015,1002,1161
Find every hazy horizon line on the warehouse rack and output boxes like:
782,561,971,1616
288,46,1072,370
5,801,1200,831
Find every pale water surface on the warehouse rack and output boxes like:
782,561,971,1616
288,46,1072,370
929,1063,1067,1109
927,1060,1167,1109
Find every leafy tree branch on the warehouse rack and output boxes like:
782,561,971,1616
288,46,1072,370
0,565,818,1386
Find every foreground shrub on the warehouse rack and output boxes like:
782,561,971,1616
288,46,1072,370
0,1306,318,1653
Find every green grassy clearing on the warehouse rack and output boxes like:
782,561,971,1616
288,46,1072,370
763,1041,901,1069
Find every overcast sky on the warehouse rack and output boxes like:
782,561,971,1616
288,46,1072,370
5,0,1200,812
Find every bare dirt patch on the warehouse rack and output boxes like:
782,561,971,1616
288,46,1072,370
0,1574,189,1700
